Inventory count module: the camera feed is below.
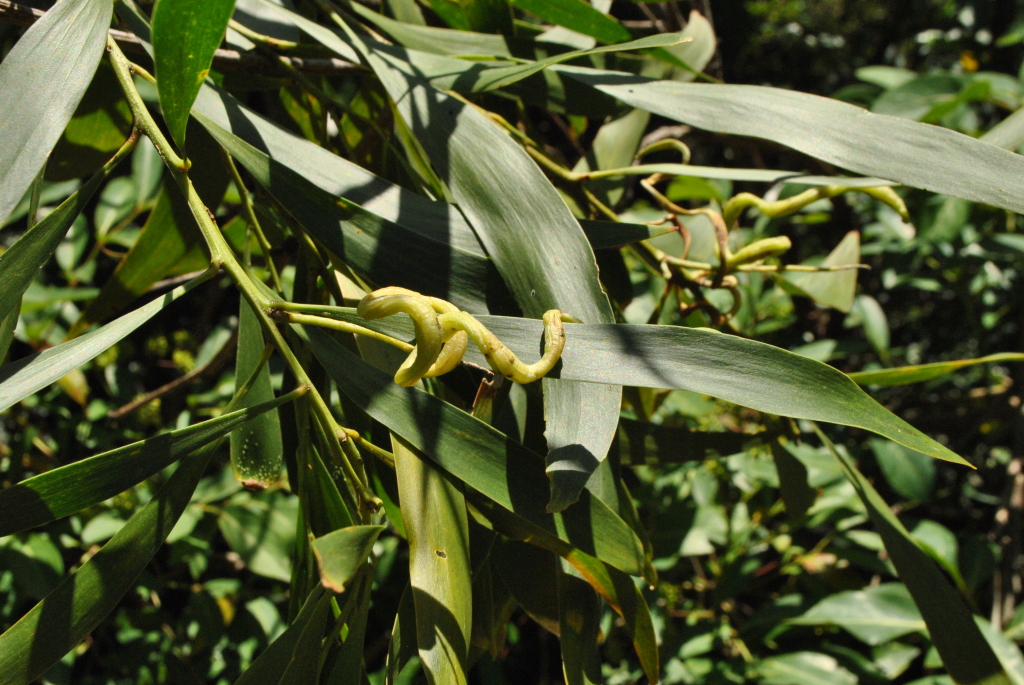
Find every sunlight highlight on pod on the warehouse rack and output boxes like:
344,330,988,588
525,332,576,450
356,287,578,387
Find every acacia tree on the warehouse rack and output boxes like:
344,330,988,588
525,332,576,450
1,0,1023,683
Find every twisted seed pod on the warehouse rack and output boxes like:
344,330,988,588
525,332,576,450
356,287,573,386
357,287,443,387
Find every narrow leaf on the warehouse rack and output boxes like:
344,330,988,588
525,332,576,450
0,442,216,685
0,393,295,537
558,566,603,685
302,326,646,576
234,586,330,685
561,70,1024,214
231,299,283,489
468,32,690,93
0,0,114,224
321,311,970,466
151,0,236,148
394,436,472,684
813,425,1010,685
0,272,211,412
848,353,1024,387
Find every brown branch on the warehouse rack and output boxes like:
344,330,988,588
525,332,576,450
108,330,237,421
0,0,362,77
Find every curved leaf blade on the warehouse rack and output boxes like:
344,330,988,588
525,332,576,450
0,393,296,537
394,436,472,685
813,425,1009,685
231,299,283,489
0,0,113,224
301,326,647,576
0,442,217,685
848,353,1024,387
561,71,1024,214
151,0,236,148
321,311,969,466
0,272,211,412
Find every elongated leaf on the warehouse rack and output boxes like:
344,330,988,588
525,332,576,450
510,0,631,44
0,0,113,224
771,441,816,521
0,160,114,342
394,436,472,684
319,311,968,466
234,586,330,685
151,0,236,148
0,441,216,685
302,326,646,576
311,525,385,593
813,425,1009,685
467,32,689,93
191,79,678,291
480,499,659,682
275,586,335,684
558,565,603,685
208,120,501,313
0,272,211,412
231,299,283,489
0,392,295,537
387,585,422,685
340,16,622,512
560,70,1024,214
581,163,895,186
849,353,1024,387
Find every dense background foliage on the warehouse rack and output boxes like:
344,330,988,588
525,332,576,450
4,0,1024,684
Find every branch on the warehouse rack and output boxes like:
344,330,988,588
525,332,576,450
0,0,362,77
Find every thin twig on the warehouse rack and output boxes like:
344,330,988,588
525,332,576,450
108,330,238,420
0,0,361,77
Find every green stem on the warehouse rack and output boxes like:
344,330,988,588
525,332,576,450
276,310,414,352
221,150,284,293
107,38,380,511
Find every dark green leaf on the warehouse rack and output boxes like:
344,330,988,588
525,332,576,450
558,566,603,685
234,586,331,685
848,353,1024,387
218,490,298,582
325,311,969,466
0,392,295,537
45,61,133,182
0,272,211,412
0,0,114,224
868,439,936,503
560,71,1024,214
151,0,236,148
813,424,1010,685
771,441,816,521
231,299,283,489
302,326,646,576
394,436,472,683
509,0,631,44
311,525,385,593
790,583,926,645
0,442,216,685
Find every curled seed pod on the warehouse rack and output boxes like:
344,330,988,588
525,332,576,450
355,288,574,385
727,236,792,269
357,287,443,387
